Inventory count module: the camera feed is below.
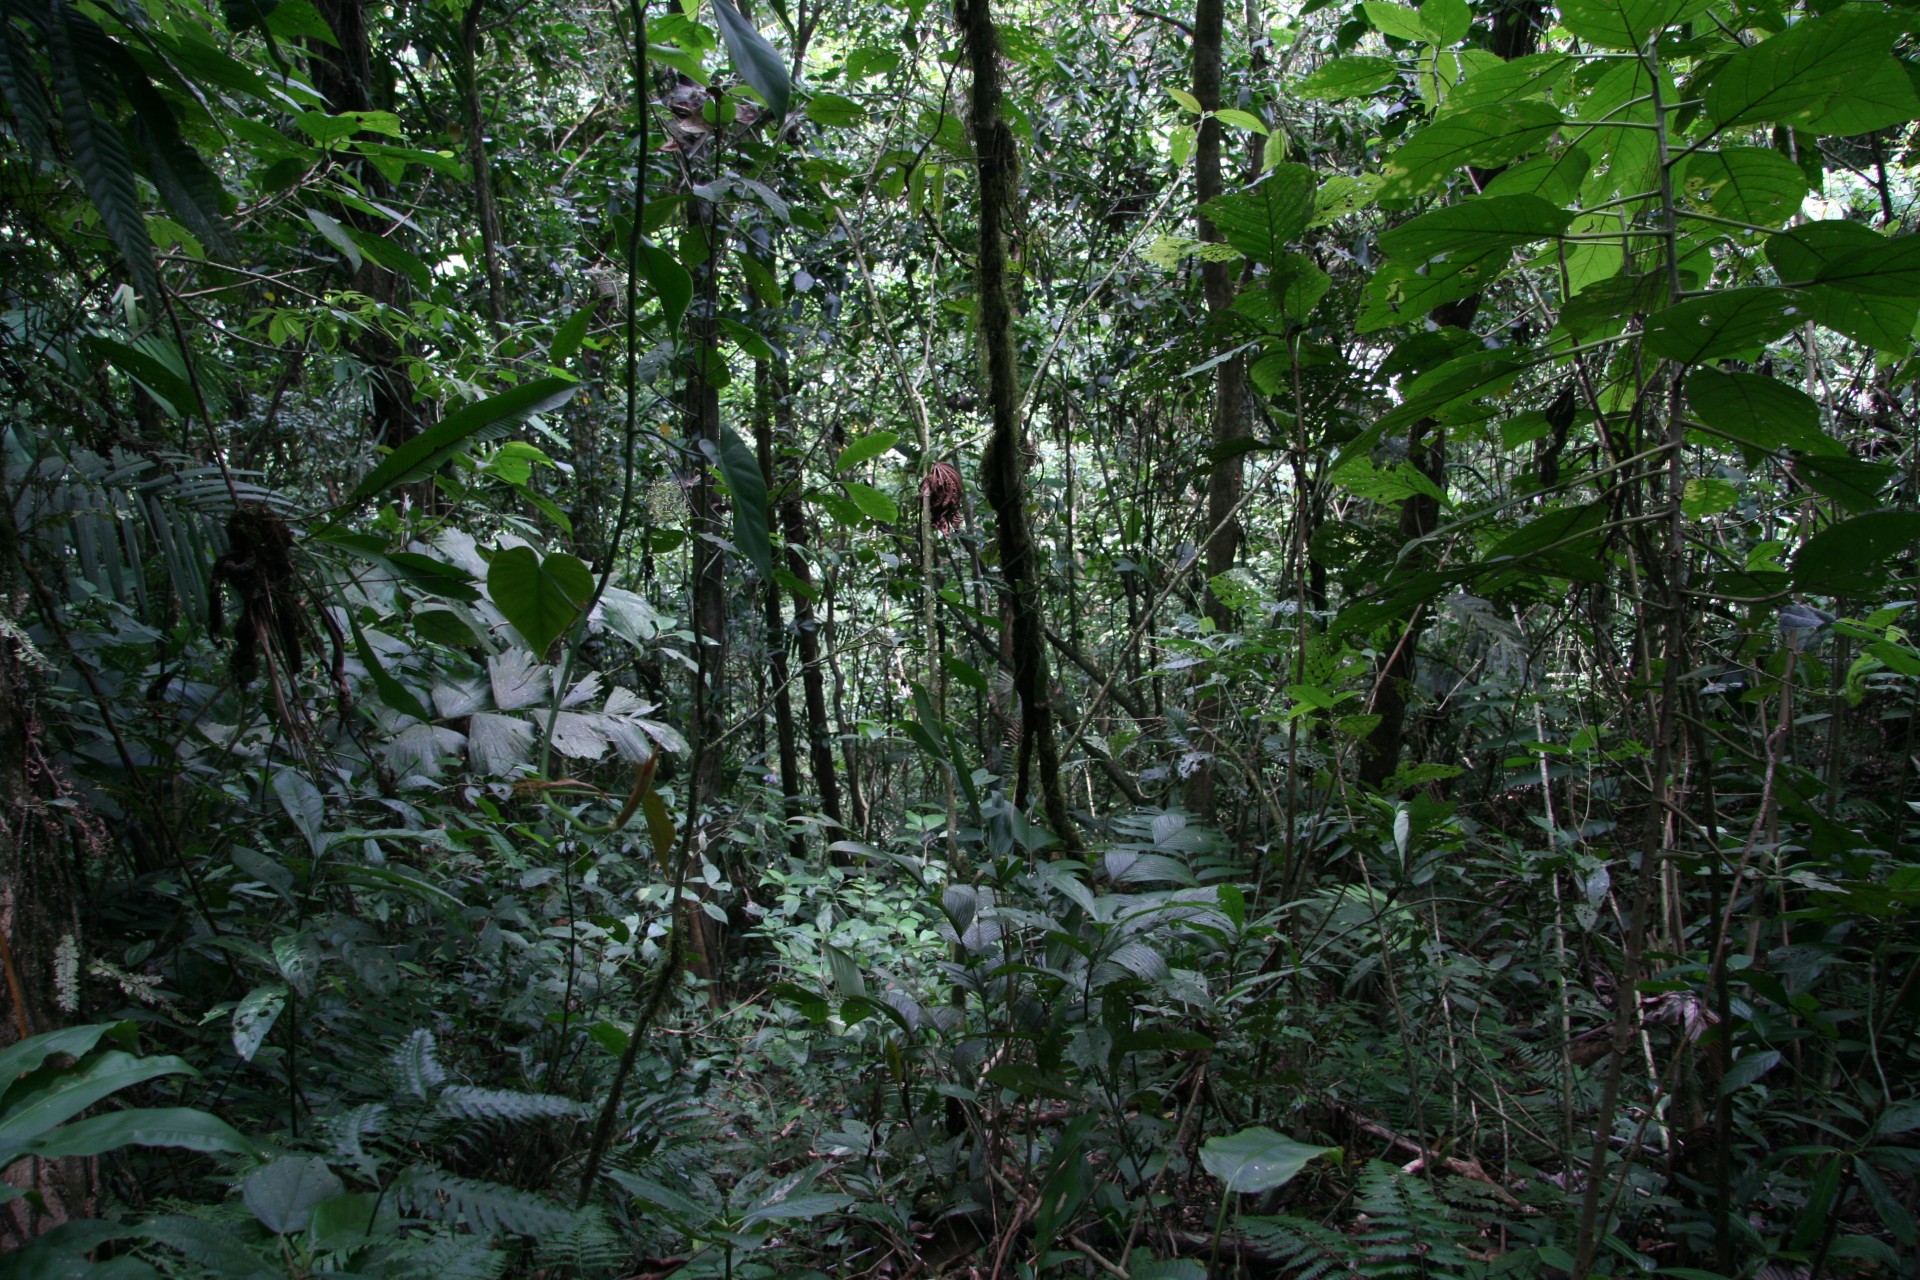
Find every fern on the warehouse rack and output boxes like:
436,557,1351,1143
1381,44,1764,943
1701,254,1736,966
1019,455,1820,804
46,4,156,294
1352,1161,1482,1279
437,1084,580,1122
324,1101,389,1180
535,1204,627,1273
379,1232,509,1280
391,1028,448,1099
1237,1214,1357,1280
393,1165,579,1238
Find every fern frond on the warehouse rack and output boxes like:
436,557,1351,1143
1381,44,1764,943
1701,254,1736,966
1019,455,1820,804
437,1085,580,1123
391,1028,447,1100
379,1232,509,1280
325,1101,388,1179
393,1166,578,1239
47,5,155,294
1237,1213,1357,1280
137,1212,277,1279
534,1205,626,1272
1353,1161,1481,1279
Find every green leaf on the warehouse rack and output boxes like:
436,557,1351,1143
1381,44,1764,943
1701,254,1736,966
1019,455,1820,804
244,1157,344,1235
1810,235,1920,299
836,431,899,471
49,10,155,296
1681,477,1737,518
1295,56,1398,101
1557,0,1709,51
805,92,864,127
83,336,198,418
28,1108,260,1161
1420,0,1470,44
1379,102,1562,199
1798,454,1896,514
1362,2,1433,43
710,0,790,121
1213,108,1267,135
1643,288,1810,362
1678,147,1808,230
1794,511,1920,595
1200,163,1315,264
350,616,430,721
1167,87,1202,113
0,1051,196,1158
1199,1127,1337,1194
0,1024,130,1098
487,546,593,655
1377,194,1572,263
1685,368,1837,455
635,238,694,333
1719,1048,1782,1096
1705,10,1907,130
348,378,578,504
716,425,773,578
305,207,361,271
842,481,898,523
549,307,592,363
231,985,286,1062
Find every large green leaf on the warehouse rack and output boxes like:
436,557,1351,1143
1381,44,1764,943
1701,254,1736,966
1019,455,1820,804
0,1051,195,1159
1377,194,1572,263
1200,164,1316,264
710,0,790,121
635,238,693,334
1794,512,1920,595
1810,235,1920,298
1643,288,1809,362
1199,1127,1337,1194
0,1024,129,1097
27,1108,259,1161
1705,10,1907,130
716,425,773,578
1685,368,1839,456
1558,0,1710,51
1678,147,1808,230
1767,219,1882,281
348,377,578,504
1379,102,1562,199
837,431,899,471
244,1157,344,1235
487,546,593,655
1296,56,1398,101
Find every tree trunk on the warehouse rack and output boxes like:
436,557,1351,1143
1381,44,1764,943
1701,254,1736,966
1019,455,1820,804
1186,0,1246,822
459,0,506,329
955,0,1079,853
755,362,804,860
773,364,845,833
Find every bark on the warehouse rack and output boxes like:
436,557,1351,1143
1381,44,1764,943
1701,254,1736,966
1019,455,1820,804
755,363,804,861
773,365,845,832
459,0,506,328
955,0,1079,852
307,0,415,448
1186,0,1247,821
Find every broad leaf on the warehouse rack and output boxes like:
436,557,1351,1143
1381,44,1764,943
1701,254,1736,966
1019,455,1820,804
1377,194,1572,263
1705,10,1906,130
244,1157,344,1235
635,239,693,333
1199,1127,1337,1194
1686,368,1838,456
842,481,898,523
349,378,578,504
487,546,594,655
28,1108,259,1160
1678,147,1808,230
231,985,287,1062
716,425,773,578
1201,164,1315,264
1810,235,1920,299
837,431,899,471
1296,56,1398,101
1379,102,1562,199
1643,288,1810,362
711,0,790,121
1794,511,1920,595
1558,0,1709,51
0,1051,196,1157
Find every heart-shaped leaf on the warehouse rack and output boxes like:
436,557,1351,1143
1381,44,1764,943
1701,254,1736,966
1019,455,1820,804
1199,1127,1337,1194
487,546,593,656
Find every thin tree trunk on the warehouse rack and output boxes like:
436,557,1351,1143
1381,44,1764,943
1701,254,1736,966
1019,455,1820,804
1187,0,1246,821
773,365,845,832
459,0,506,328
755,362,804,860
955,0,1079,852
